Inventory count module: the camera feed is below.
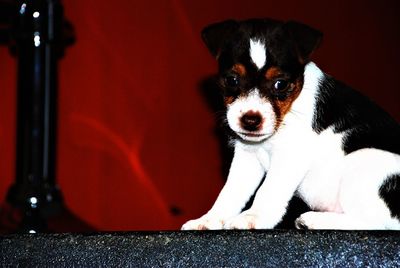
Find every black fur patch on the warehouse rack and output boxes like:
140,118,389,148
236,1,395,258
379,174,400,220
312,76,400,155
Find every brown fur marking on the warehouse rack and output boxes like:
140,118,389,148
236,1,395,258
232,63,247,76
224,96,235,106
265,67,282,80
273,78,303,130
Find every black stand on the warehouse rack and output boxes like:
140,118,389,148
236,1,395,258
0,0,92,234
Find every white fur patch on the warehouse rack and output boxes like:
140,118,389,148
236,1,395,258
296,127,346,211
250,39,266,69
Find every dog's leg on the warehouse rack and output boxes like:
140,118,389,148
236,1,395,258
297,149,400,230
295,211,400,230
224,140,312,229
294,211,381,230
338,149,400,230
181,144,266,230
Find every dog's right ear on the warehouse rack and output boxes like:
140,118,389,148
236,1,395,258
201,20,239,59
284,21,323,64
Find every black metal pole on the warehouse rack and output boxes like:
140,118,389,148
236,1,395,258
0,0,92,234
0,0,71,233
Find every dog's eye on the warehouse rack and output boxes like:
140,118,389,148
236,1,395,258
273,80,288,91
225,75,240,88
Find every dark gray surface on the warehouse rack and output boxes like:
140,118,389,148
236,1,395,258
1,230,399,267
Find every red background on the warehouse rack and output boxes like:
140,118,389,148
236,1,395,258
1,0,399,231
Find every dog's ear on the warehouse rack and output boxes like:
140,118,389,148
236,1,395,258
284,21,323,64
201,20,239,59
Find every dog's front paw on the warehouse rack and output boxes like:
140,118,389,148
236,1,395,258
181,216,225,230
224,211,266,229
294,216,310,230
295,211,331,229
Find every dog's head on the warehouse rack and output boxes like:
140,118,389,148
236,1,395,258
202,18,322,142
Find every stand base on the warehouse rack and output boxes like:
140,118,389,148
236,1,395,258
0,202,94,234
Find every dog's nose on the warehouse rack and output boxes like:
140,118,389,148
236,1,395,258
240,111,263,131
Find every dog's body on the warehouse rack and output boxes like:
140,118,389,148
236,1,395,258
182,19,400,230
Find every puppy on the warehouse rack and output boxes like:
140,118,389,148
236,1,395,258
182,18,400,230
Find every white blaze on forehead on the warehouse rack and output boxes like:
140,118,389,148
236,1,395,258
250,39,266,69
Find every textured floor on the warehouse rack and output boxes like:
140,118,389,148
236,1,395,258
1,230,399,267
